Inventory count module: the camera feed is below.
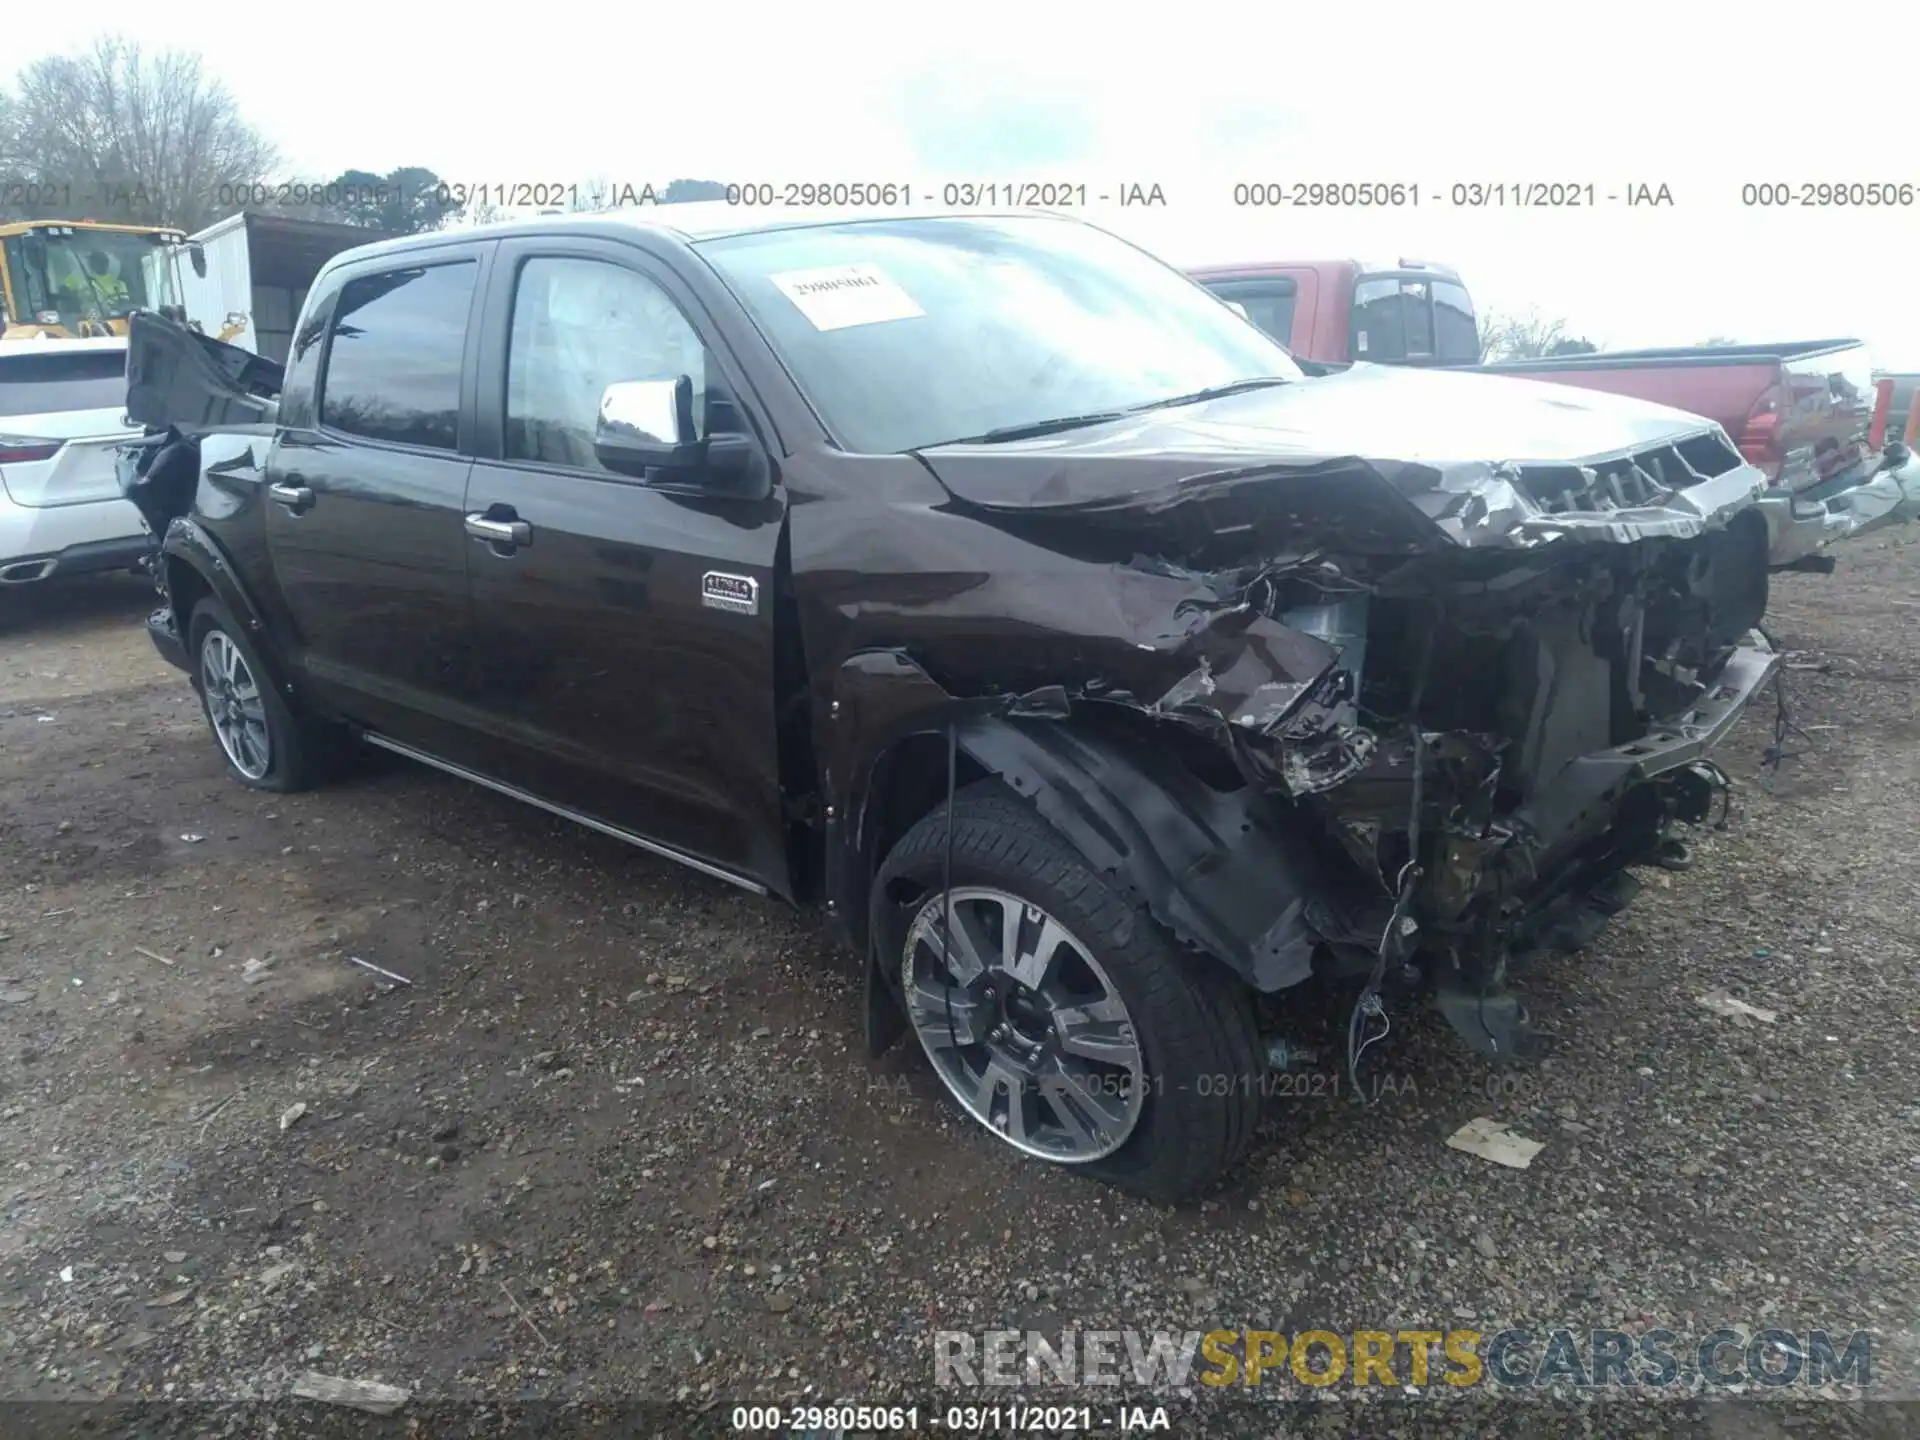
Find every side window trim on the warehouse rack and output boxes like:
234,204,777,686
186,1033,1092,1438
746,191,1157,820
312,243,494,457
470,235,774,477
278,276,342,432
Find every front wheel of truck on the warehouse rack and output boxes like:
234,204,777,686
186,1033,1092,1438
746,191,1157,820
874,781,1266,1204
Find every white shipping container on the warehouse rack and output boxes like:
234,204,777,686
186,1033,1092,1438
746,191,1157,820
176,213,397,364
184,213,260,354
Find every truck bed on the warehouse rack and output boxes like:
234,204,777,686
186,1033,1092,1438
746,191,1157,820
1479,339,1864,374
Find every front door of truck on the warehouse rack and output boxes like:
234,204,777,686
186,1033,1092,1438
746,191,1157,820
459,240,790,895
264,249,492,751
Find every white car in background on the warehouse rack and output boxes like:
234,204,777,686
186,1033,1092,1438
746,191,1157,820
0,337,146,585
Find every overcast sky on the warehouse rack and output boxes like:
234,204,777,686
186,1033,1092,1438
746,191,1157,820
28,0,1920,366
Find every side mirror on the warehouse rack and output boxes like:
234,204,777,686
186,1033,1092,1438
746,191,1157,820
189,243,208,279
594,376,704,474
593,375,772,497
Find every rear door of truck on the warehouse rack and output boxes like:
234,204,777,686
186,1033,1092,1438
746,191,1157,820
262,244,492,748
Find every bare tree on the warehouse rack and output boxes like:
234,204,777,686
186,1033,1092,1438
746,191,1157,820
566,176,615,214
2,35,276,230
1479,307,1600,361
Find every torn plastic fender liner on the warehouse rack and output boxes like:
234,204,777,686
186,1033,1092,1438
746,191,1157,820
953,719,1326,991
825,650,1327,996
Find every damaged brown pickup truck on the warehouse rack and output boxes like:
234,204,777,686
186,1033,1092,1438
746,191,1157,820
118,206,1780,1201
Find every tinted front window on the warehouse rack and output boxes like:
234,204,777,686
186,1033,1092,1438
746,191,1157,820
506,257,718,471
1204,281,1297,348
1433,280,1479,361
0,349,126,417
700,216,1300,453
320,263,475,449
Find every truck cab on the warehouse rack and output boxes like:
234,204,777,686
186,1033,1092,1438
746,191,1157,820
0,220,189,339
1188,259,1481,366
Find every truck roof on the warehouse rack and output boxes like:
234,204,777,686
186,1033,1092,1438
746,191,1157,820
314,204,1094,276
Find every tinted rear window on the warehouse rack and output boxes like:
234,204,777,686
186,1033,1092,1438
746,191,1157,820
1352,275,1479,364
0,350,126,418
319,262,475,450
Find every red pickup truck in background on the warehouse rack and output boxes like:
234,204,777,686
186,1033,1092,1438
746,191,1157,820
1190,260,1873,492
1191,260,1917,566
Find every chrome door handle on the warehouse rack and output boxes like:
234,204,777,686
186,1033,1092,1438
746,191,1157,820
268,482,314,512
465,513,532,547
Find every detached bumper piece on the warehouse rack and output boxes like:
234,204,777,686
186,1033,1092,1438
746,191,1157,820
1430,643,1779,1061
1754,443,1920,569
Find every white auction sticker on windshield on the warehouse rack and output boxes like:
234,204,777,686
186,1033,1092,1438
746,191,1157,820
769,263,925,331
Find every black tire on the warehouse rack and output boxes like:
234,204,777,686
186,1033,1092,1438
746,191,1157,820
187,597,339,793
873,780,1266,1204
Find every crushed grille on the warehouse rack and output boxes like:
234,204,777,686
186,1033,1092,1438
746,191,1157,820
1513,430,1745,516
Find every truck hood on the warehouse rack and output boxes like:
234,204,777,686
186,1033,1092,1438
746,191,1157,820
918,363,1765,554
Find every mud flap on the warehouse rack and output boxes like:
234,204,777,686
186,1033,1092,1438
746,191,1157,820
864,932,907,1057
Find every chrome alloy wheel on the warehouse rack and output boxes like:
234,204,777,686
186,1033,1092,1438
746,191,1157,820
902,887,1146,1162
199,630,271,780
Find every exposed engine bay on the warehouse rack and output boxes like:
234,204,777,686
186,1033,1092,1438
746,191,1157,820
898,410,1783,1067
1271,502,1774,1061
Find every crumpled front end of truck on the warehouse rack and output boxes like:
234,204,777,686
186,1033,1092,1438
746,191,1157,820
847,418,1782,1062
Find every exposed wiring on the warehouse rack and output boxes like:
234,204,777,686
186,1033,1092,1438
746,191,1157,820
1759,669,1813,786
1347,606,1439,1100
1697,757,1735,830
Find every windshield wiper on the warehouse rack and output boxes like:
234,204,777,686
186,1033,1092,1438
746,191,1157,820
1126,375,1294,415
942,410,1132,445
930,374,1295,447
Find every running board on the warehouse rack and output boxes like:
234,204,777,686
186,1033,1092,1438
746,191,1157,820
358,732,768,896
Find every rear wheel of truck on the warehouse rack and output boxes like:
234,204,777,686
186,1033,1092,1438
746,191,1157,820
188,598,338,793
874,781,1265,1204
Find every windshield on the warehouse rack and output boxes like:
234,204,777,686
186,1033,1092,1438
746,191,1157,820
4,229,176,325
698,215,1303,453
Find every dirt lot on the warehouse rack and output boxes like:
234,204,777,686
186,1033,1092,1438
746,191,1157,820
2,551,1918,1438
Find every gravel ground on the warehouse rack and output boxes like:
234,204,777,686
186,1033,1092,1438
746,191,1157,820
1,551,1917,1439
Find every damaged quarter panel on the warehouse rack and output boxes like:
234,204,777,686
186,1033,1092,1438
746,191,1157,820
120,310,300,687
